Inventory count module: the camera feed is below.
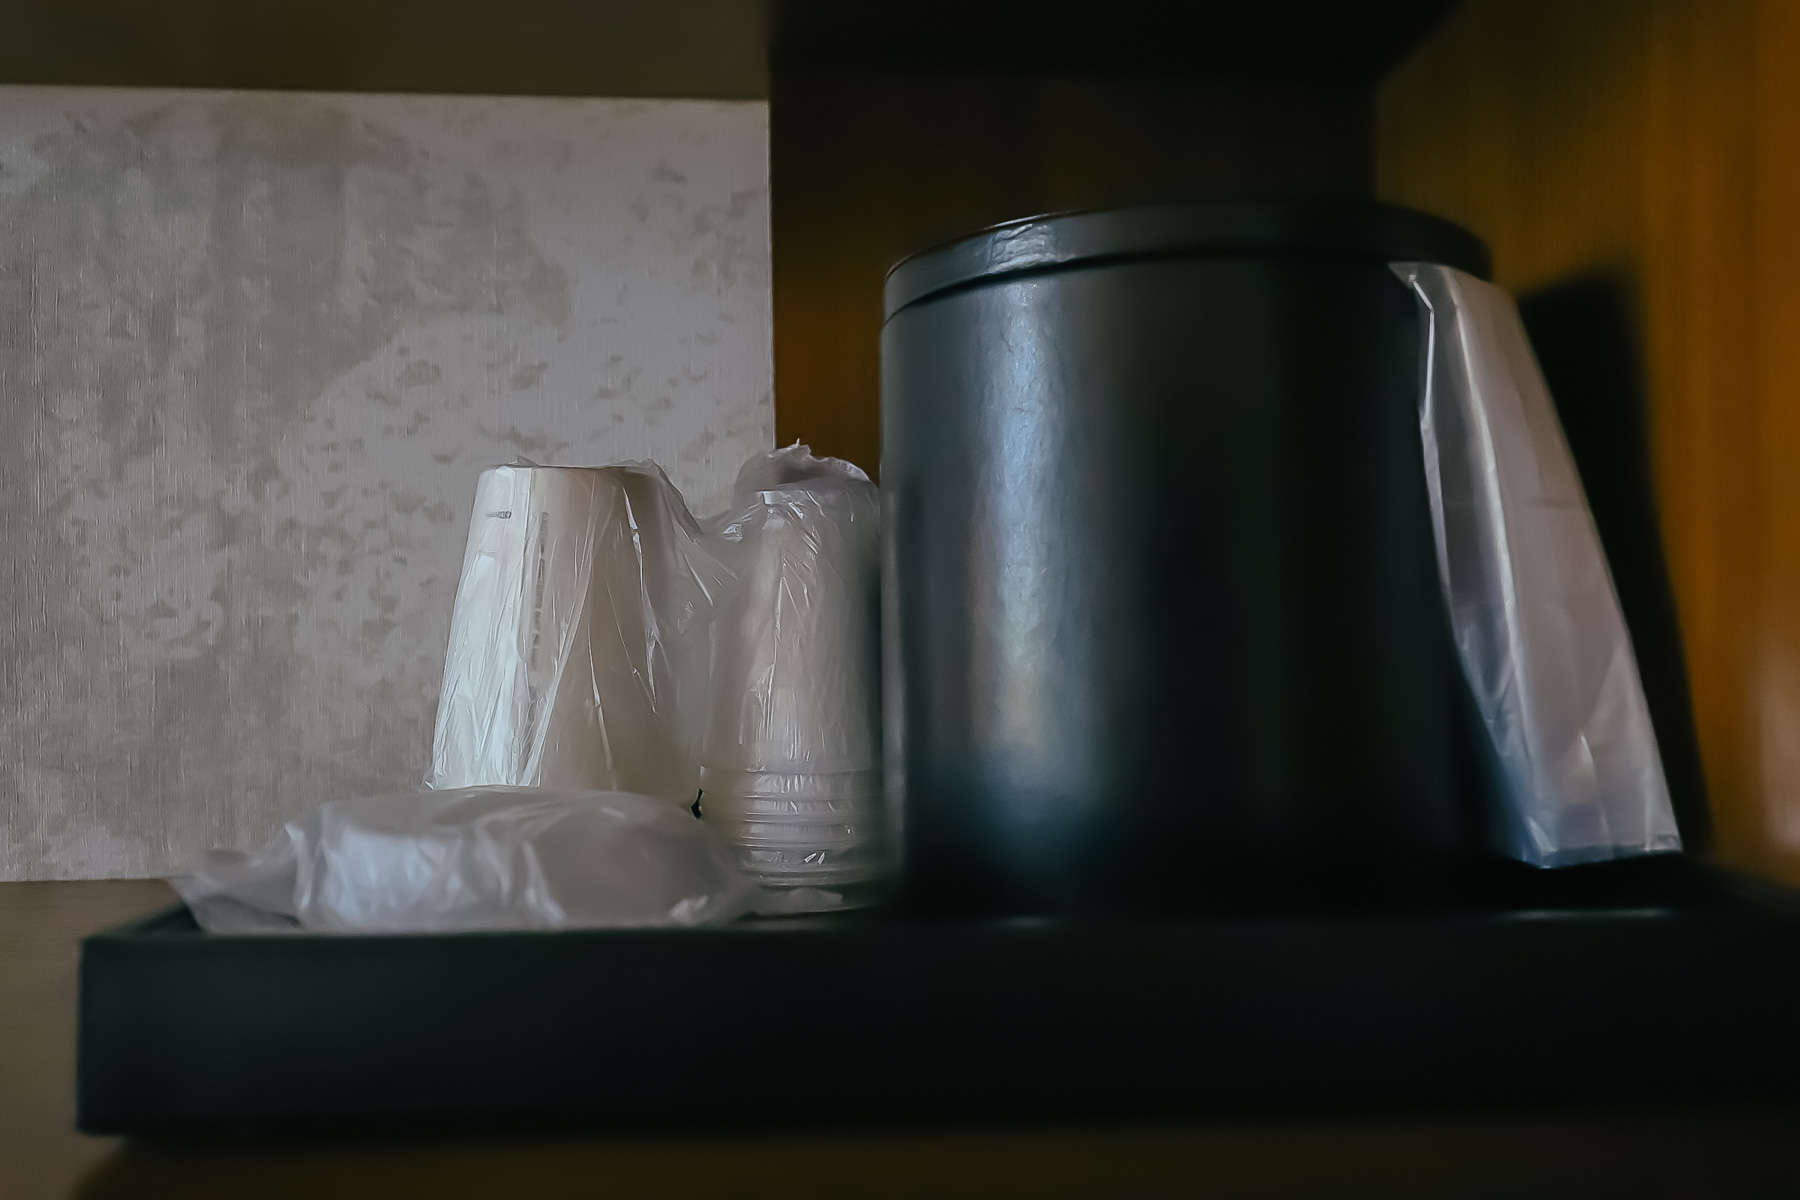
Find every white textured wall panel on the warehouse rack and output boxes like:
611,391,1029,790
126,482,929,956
0,87,773,878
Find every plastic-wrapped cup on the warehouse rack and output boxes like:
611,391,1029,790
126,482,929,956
429,463,725,800
699,767,880,805
699,446,892,910
703,814,873,848
702,482,882,774
701,795,890,880
701,795,879,824
733,839,892,884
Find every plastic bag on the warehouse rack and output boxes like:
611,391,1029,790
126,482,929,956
172,787,757,933
697,445,891,906
428,462,729,801
702,445,882,774
1394,262,1681,866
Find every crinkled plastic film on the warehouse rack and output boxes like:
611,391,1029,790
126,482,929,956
427,462,729,801
1395,262,1681,866
172,787,757,933
698,445,892,905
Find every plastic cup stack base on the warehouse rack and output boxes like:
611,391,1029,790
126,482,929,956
698,768,891,912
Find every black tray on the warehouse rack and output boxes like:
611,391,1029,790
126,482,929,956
77,861,1800,1135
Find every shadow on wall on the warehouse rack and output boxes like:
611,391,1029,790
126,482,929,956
1518,272,1710,853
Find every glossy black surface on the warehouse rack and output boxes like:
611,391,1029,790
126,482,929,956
76,864,1800,1134
884,201,1493,316
882,203,1487,913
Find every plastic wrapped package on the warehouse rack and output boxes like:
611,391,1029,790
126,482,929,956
703,445,883,772
1394,262,1681,866
698,445,891,908
699,769,886,887
428,463,729,800
172,787,757,933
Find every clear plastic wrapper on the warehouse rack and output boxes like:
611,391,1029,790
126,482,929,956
699,786,878,822
734,843,888,881
428,463,729,801
1395,262,1681,867
698,767,881,802
751,882,889,916
702,446,883,773
703,814,871,847
698,445,891,904
172,786,757,933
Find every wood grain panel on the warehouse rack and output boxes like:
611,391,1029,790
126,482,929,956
1378,0,1800,883
771,73,1371,474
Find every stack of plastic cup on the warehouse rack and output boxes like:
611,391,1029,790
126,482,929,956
699,448,891,910
697,769,888,888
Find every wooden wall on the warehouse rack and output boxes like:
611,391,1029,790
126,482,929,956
770,73,1372,476
1379,0,1800,883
